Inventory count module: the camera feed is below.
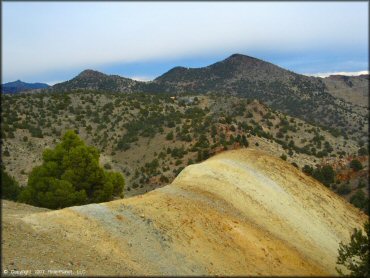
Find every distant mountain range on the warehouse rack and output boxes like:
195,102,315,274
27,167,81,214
47,54,368,107
1,80,49,94
43,54,367,141
4,54,368,140
2,53,368,213
50,54,326,94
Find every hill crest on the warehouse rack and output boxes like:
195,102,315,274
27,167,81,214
1,80,49,94
10,53,369,143
2,149,366,276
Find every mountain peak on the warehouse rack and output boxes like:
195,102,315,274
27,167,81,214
1,80,49,94
6,80,25,85
223,53,267,66
228,53,253,59
155,53,291,84
77,69,107,79
50,68,143,93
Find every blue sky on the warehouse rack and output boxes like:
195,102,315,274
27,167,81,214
2,2,368,84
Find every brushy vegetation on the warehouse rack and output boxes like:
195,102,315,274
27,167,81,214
1,167,22,201
1,90,367,202
350,159,363,171
336,221,369,276
303,164,335,187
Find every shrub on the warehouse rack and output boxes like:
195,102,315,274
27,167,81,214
117,141,130,151
1,168,22,201
166,131,174,141
337,184,351,195
291,162,299,168
241,135,249,147
171,147,185,159
350,159,363,172
194,134,210,149
29,126,43,138
336,222,369,276
160,175,169,183
358,147,368,156
19,130,125,209
350,190,367,210
312,165,335,186
320,165,335,185
302,165,313,175
358,180,366,189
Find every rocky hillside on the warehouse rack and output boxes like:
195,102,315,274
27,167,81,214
42,54,368,142
155,54,367,141
51,70,142,93
155,53,318,90
2,149,367,276
323,74,369,108
2,91,367,206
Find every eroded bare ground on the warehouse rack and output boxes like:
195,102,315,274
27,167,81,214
2,149,367,276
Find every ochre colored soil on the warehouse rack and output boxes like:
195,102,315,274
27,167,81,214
2,149,367,276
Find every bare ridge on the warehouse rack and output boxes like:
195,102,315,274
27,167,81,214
2,149,366,276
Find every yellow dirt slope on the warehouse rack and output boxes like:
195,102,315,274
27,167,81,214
2,149,367,276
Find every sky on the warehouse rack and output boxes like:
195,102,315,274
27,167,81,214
2,2,369,84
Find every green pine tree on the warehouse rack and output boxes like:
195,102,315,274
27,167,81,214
19,130,125,209
336,222,369,276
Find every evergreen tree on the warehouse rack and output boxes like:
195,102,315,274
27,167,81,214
19,130,125,209
350,159,363,172
312,165,335,187
1,167,22,201
336,222,369,276
241,135,249,147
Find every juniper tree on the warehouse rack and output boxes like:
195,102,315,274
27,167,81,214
19,130,125,209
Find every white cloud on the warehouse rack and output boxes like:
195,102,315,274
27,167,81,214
45,80,64,86
304,70,369,78
129,76,154,82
